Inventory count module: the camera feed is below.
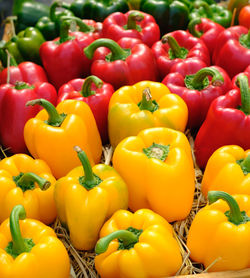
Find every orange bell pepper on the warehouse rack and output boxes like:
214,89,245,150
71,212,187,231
0,154,56,225
202,145,250,197
24,98,102,178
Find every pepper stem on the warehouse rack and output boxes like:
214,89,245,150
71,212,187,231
95,230,138,255
194,1,213,18
161,35,188,59
126,11,144,30
15,172,51,191
84,39,130,62
80,75,103,97
239,155,250,174
208,191,244,225
50,1,62,21
236,74,250,115
15,82,34,90
26,98,65,127
59,20,72,43
74,146,101,190
138,87,158,112
60,16,94,33
188,18,203,38
10,205,29,256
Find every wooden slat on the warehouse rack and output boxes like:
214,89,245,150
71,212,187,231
172,268,250,277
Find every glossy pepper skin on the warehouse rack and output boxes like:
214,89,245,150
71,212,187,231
187,191,250,272
0,82,57,154
58,76,114,144
212,26,250,78
189,1,232,28
152,30,210,79
24,99,102,178
68,0,129,22
162,64,232,129
95,209,183,278
35,1,74,40
1,27,45,65
194,74,250,169
113,127,195,222
84,38,159,90
140,0,189,35
0,154,57,225
202,146,250,198
102,11,160,47
54,146,128,250
0,205,70,278
40,20,95,90
108,81,188,148
239,5,250,28
188,18,225,56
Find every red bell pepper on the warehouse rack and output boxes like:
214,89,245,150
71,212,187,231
162,61,232,129
57,75,114,144
152,30,210,79
194,74,250,169
0,82,57,153
188,18,225,56
212,26,250,78
102,11,160,47
82,19,103,39
84,38,159,89
40,19,95,89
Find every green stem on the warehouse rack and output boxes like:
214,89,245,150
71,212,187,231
26,98,65,127
59,20,72,43
188,18,202,38
208,191,244,225
84,39,130,61
80,75,103,97
161,35,188,59
236,74,250,115
50,1,62,22
239,155,250,174
16,172,51,191
95,230,138,255
15,82,34,90
9,205,29,256
126,11,144,30
74,146,101,190
194,1,213,18
60,16,94,33
138,87,158,112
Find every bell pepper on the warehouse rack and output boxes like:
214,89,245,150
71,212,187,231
68,0,129,22
139,0,189,35
201,146,250,198
95,208,183,278
24,99,102,178
82,19,103,40
189,1,232,28
188,18,225,56
239,5,250,28
0,154,57,225
35,1,74,40
162,65,232,129
0,82,57,154
194,74,250,169
12,0,50,33
57,75,114,144
84,38,159,90
108,81,188,148
227,0,249,25
54,146,128,250
40,20,95,89
113,127,195,222
1,26,45,65
187,191,250,272
152,30,210,79
102,11,160,47
212,26,250,78
0,205,70,278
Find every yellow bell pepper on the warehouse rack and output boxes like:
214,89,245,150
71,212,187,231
0,205,70,278
202,145,250,197
54,146,128,250
113,127,195,222
95,208,183,278
187,191,250,272
0,154,57,225
108,81,188,147
24,98,102,178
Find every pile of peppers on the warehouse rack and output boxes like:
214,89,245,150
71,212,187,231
0,0,249,277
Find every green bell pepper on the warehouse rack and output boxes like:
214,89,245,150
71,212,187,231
140,0,189,35
0,27,45,66
189,1,232,27
35,1,75,40
68,0,129,22
12,0,50,33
